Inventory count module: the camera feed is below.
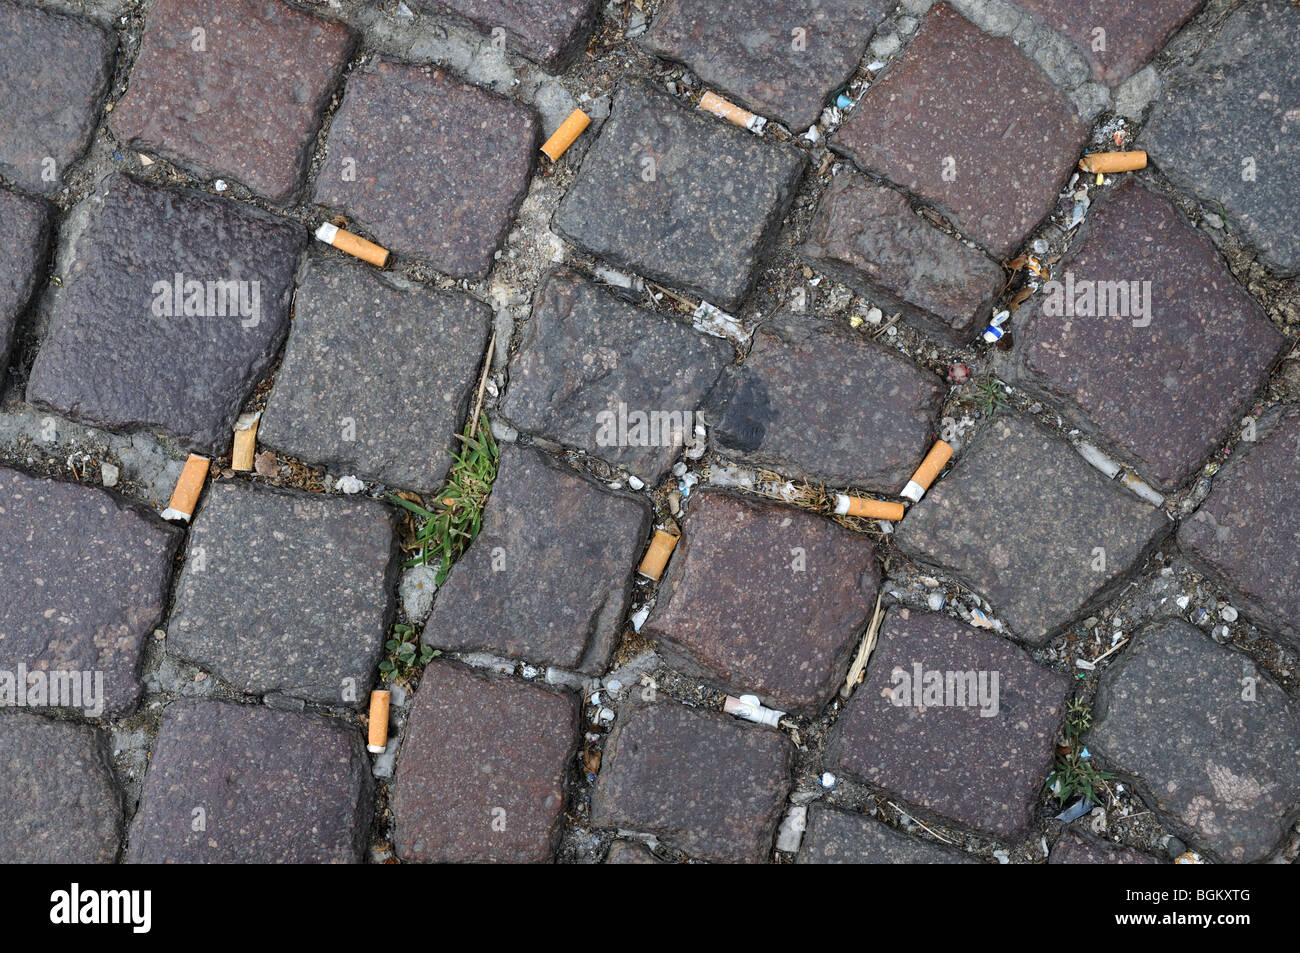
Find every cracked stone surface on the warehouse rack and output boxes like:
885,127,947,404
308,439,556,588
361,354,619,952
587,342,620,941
797,803,978,864
1144,0,1300,274
259,257,493,494
592,699,791,863
643,0,889,130
1048,830,1160,864
0,188,50,371
168,482,397,707
411,0,601,71
127,700,372,863
0,1,113,194
1178,409,1300,654
1016,180,1286,492
834,2,1089,257
803,172,1005,343
391,661,577,863
26,174,305,454
0,466,180,718
705,322,945,491
895,414,1170,645
1013,0,1206,84
0,714,122,863
315,59,538,276
828,609,1070,838
645,490,879,714
1089,620,1300,863
500,268,727,481
553,81,806,311
421,445,649,673
112,0,354,204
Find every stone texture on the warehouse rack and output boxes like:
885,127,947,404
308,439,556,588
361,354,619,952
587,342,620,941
391,661,577,863
412,0,601,71
705,322,945,490
0,714,122,863
168,482,397,707
604,841,662,864
26,174,305,454
421,445,649,672
1016,181,1286,492
128,700,372,863
0,466,180,717
1178,409,1300,653
112,0,354,203
833,3,1089,257
829,609,1069,838
797,804,977,864
896,414,1169,645
1145,1,1300,273
553,81,807,311
643,0,889,130
315,60,538,276
591,700,791,863
1014,0,1204,83
499,268,728,481
1048,830,1160,864
645,491,879,714
0,188,50,371
0,1,112,194
803,173,1004,342
259,257,492,493
1089,619,1300,863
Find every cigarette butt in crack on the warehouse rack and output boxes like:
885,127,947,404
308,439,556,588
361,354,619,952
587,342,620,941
637,529,680,581
541,109,591,161
315,223,389,268
231,412,260,472
162,454,210,521
698,91,766,133
834,494,905,521
367,690,391,753
724,694,785,728
1078,151,1146,174
901,440,955,503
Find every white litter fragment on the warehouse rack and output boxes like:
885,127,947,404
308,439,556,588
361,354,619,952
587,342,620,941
1075,441,1121,479
775,805,808,853
630,605,650,631
100,462,120,488
692,300,747,343
820,772,837,789
627,475,645,491
1119,470,1165,507
334,475,365,494
723,694,785,728
593,264,644,292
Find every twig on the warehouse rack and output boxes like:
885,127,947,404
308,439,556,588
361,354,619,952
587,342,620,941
1092,637,1129,665
871,311,902,339
886,801,954,844
467,331,496,439
842,591,885,696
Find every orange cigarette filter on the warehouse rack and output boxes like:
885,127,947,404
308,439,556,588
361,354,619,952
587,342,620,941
1078,151,1147,174
637,529,680,581
698,91,763,131
541,109,591,162
834,494,905,521
314,223,389,268
901,440,954,503
367,690,391,753
231,413,259,472
163,453,210,521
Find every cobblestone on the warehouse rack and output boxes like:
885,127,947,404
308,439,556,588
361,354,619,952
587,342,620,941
0,189,49,370
797,803,978,864
259,257,493,494
553,81,806,310
645,491,879,714
315,60,538,276
411,0,601,72
128,700,372,863
168,482,397,707
592,699,791,863
112,0,353,203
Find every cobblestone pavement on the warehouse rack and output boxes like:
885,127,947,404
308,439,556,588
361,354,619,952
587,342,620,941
1,0,1298,865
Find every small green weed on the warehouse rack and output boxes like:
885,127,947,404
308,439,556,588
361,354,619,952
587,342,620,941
1047,698,1115,805
380,623,439,682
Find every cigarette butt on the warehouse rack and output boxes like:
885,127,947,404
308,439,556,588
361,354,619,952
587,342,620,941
698,91,765,132
637,529,680,581
540,109,591,162
314,222,389,268
367,690,391,753
1078,151,1146,174
901,440,955,503
161,454,210,521
723,694,785,728
833,494,905,521
231,412,260,472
